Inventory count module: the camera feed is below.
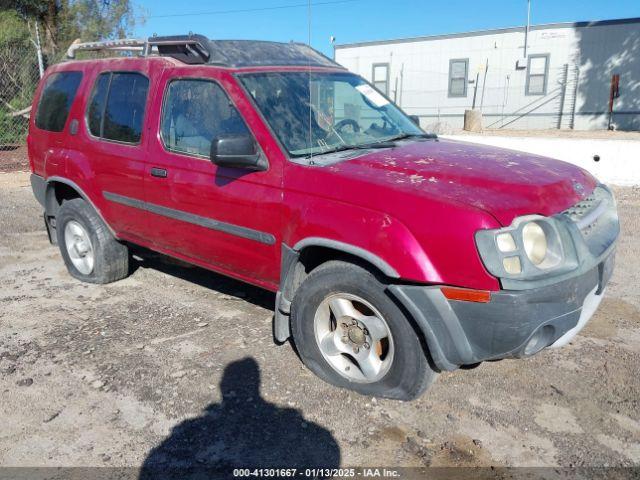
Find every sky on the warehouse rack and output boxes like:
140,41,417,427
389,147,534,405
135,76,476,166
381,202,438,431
133,0,640,56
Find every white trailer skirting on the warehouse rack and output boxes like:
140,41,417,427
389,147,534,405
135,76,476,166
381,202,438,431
442,135,640,187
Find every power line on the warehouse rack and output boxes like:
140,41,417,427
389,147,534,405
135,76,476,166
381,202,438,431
149,0,361,19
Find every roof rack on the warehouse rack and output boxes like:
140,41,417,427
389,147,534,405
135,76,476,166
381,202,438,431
66,38,148,58
65,34,342,69
66,34,212,64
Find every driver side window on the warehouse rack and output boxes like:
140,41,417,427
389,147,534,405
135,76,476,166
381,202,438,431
161,79,250,158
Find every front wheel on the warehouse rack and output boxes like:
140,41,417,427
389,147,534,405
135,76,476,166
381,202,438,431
290,260,437,400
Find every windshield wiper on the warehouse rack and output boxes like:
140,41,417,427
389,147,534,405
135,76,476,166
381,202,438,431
386,132,438,142
306,140,396,158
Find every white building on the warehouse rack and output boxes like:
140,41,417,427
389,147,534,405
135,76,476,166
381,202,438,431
334,17,640,131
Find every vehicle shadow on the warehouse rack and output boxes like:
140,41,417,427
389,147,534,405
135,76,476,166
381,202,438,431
128,246,275,311
139,357,341,479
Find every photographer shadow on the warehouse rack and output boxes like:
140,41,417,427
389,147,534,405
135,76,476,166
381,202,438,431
139,358,341,479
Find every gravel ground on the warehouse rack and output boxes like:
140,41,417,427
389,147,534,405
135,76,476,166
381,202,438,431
0,146,29,173
0,171,639,477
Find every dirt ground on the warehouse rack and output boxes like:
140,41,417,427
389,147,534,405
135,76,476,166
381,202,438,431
0,146,29,173
1,170,639,477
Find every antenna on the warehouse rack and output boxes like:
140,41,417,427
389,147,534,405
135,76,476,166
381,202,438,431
308,0,314,164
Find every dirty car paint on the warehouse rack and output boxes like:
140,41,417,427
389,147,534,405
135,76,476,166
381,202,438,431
313,138,597,227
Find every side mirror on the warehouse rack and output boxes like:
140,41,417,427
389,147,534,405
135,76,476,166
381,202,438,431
409,115,421,127
210,134,266,171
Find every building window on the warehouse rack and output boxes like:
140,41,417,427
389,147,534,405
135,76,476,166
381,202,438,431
371,63,389,95
526,54,550,96
448,59,468,97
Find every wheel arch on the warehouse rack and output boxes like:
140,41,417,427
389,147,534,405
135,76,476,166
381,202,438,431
273,238,400,343
293,238,399,278
44,177,116,240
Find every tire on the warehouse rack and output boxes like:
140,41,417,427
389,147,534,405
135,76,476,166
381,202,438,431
290,260,437,400
56,198,129,284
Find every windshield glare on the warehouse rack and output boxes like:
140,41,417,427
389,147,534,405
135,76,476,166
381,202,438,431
239,72,423,157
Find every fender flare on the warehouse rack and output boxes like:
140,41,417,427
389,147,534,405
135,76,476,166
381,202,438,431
273,237,400,343
292,237,399,278
45,176,116,237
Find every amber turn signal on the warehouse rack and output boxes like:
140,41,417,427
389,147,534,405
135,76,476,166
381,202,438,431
441,286,492,303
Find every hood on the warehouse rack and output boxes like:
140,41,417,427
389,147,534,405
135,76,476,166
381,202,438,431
323,138,596,226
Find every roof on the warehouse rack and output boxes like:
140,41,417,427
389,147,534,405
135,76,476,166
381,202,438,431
66,34,343,69
334,16,640,50
205,40,340,68
152,34,342,67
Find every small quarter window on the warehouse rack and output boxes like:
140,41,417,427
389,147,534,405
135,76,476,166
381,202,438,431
87,73,110,137
86,72,149,143
372,63,389,95
161,79,251,158
526,54,549,96
35,72,82,132
448,59,468,97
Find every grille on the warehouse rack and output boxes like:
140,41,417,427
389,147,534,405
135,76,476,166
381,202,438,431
562,186,618,257
562,187,607,224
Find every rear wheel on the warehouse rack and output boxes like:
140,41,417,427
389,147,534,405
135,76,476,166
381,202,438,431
290,260,437,400
56,198,129,284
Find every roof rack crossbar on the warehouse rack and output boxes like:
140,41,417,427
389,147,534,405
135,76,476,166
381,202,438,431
146,39,204,47
66,36,211,62
66,38,150,59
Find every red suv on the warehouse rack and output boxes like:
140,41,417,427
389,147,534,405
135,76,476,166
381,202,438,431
28,35,619,400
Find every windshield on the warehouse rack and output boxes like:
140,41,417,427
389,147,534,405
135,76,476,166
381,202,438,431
239,71,424,157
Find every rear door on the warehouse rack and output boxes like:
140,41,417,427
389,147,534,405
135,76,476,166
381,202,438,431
142,68,283,288
79,66,156,240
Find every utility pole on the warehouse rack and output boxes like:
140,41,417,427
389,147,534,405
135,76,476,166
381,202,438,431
524,0,531,59
34,21,45,78
472,71,480,109
480,59,489,111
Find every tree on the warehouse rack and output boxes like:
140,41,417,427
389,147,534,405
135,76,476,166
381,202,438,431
0,9,38,107
0,9,39,144
2,0,144,58
0,1,144,144
63,0,139,45
3,0,60,56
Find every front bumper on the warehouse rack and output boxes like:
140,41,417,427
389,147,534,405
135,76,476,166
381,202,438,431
389,180,621,373
389,248,614,371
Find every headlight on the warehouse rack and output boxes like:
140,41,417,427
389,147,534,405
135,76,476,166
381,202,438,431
475,215,569,281
496,232,517,252
522,222,547,265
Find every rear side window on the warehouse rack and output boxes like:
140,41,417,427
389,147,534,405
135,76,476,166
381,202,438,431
86,72,149,143
160,79,250,158
35,72,82,132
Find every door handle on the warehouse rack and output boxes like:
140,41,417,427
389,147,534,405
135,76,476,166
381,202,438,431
150,167,167,178
69,119,79,135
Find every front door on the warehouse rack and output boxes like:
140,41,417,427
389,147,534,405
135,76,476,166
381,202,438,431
143,69,283,288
